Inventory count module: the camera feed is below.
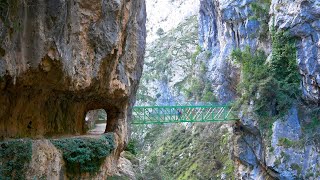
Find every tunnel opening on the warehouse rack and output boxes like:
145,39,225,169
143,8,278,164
85,109,107,135
84,106,121,135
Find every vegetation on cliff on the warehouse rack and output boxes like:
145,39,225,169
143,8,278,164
137,15,216,103
51,133,115,176
249,0,271,39
130,124,234,179
232,29,299,118
0,139,32,179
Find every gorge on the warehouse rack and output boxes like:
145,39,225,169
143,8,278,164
0,0,319,179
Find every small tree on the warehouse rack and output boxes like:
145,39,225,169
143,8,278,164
156,28,164,37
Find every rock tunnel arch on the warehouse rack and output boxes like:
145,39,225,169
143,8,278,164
85,109,107,134
84,105,124,135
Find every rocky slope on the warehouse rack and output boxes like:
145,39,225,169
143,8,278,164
137,15,200,104
137,0,204,105
130,123,235,179
0,0,146,179
145,0,200,43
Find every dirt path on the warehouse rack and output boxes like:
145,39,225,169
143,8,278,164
88,123,106,135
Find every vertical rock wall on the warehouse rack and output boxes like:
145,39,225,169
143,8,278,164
199,0,270,102
271,0,320,104
199,0,320,179
0,0,146,142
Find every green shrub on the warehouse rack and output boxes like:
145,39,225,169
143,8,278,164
232,28,300,118
191,45,201,64
125,139,137,155
201,91,217,103
270,29,300,114
249,0,271,39
51,133,115,176
0,139,32,180
278,138,294,148
290,163,302,176
156,28,164,37
231,46,269,113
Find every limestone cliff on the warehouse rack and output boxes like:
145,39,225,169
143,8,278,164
199,0,320,179
0,0,146,179
199,0,270,103
0,0,146,139
271,0,320,104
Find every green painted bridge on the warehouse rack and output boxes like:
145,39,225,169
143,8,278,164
132,104,238,124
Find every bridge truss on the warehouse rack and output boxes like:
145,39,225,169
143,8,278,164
132,105,238,124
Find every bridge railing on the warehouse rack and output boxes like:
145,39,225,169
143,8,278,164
132,105,238,124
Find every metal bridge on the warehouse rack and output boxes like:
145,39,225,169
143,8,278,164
132,104,238,124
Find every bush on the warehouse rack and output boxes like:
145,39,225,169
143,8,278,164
232,28,300,117
125,139,137,155
51,133,115,176
156,28,164,36
270,28,300,114
0,139,32,179
278,138,294,148
231,46,269,112
249,0,271,39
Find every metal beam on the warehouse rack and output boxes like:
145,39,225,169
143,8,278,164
132,104,238,124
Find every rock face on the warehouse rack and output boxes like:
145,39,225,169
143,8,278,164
199,0,270,102
0,1,146,178
199,0,320,103
198,0,320,179
271,0,320,104
0,0,146,144
20,138,119,179
25,140,64,179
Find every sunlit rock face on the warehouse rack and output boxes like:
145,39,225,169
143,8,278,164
0,0,146,151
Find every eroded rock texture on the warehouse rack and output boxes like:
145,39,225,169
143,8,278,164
23,138,120,179
199,0,320,179
199,0,269,102
271,0,320,104
0,0,146,153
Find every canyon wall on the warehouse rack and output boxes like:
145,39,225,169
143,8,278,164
0,0,146,179
199,0,320,179
0,0,146,140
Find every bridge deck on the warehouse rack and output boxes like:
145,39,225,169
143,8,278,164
132,105,238,124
